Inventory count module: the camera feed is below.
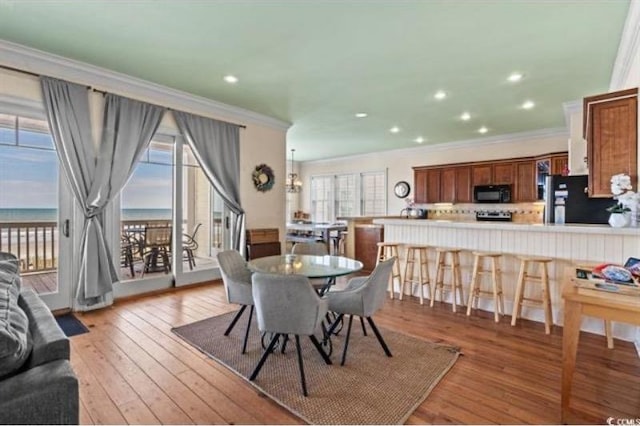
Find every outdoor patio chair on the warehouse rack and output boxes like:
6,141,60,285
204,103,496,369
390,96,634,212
141,225,172,277
249,272,332,397
183,223,202,270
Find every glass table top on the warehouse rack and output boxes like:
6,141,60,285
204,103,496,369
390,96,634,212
248,255,363,279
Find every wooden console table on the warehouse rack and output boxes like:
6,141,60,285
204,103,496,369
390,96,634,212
561,267,640,423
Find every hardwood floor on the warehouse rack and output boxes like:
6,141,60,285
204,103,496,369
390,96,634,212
70,282,640,424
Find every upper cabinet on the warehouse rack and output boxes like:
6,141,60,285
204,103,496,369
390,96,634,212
584,88,638,198
493,162,515,185
413,152,568,204
471,164,492,186
514,161,537,202
414,169,441,203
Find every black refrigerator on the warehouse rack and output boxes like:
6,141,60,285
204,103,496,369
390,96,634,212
544,175,613,225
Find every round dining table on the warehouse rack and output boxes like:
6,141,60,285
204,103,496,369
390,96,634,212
248,254,364,356
248,254,363,281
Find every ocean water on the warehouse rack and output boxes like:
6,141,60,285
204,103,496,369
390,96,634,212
0,208,172,222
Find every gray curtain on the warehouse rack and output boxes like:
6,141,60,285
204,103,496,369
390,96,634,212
41,77,165,306
173,111,245,251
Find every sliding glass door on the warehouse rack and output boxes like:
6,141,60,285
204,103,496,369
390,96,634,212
115,133,228,294
0,113,73,310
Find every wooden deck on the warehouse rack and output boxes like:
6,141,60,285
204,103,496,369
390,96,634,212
21,256,219,295
69,283,640,424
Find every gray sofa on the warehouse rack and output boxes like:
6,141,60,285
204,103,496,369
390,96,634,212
0,252,79,424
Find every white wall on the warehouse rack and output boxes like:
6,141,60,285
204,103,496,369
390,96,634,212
298,131,567,216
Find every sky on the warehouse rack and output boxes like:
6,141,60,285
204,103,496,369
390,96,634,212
0,127,172,210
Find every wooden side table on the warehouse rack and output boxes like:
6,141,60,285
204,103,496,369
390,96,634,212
561,267,640,423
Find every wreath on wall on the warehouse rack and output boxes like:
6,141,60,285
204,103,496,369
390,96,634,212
252,163,275,192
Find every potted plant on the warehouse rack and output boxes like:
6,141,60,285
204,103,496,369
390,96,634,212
607,173,638,227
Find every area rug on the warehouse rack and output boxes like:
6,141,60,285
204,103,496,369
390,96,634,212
172,311,460,425
55,313,89,337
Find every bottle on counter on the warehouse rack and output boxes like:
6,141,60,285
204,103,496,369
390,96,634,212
554,204,565,224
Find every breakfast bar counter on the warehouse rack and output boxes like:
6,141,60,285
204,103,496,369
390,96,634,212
374,218,640,341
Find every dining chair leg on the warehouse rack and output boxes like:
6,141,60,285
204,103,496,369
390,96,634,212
294,335,308,397
366,317,392,357
309,335,332,364
280,334,290,354
224,305,247,336
250,333,280,381
341,315,354,366
242,305,254,354
359,316,367,336
327,313,344,335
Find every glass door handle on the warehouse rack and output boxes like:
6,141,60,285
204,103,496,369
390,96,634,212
62,219,70,238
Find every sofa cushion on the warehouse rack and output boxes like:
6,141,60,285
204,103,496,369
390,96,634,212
0,254,31,379
19,289,69,368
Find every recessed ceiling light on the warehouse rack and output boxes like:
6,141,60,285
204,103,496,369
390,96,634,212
223,75,238,84
389,126,400,133
521,100,535,109
460,112,471,121
434,90,447,100
478,126,489,134
414,137,425,143
355,112,368,118
508,72,523,82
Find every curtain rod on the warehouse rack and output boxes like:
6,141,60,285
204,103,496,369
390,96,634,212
0,63,247,129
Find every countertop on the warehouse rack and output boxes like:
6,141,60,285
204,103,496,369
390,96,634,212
373,218,640,235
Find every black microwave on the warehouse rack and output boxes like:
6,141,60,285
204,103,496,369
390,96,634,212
473,185,512,203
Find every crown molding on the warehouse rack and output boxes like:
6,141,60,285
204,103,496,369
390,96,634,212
610,0,640,90
562,99,582,129
0,39,291,131
306,127,568,165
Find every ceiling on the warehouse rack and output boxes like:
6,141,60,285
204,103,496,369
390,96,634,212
0,1,630,161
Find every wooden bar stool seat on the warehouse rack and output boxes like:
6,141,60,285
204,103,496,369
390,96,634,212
401,245,432,305
466,251,505,322
430,247,464,312
511,255,554,334
376,242,402,299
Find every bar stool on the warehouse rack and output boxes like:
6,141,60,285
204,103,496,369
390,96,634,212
376,242,402,299
466,251,505,322
511,255,554,334
401,245,432,304
431,247,464,312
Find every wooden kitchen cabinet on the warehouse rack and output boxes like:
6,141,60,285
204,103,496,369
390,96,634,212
550,154,568,175
440,168,456,202
425,169,441,202
414,168,441,203
354,225,383,273
413,151,567,204
414,169,428,203
493,162,515,185
455,166,472,203
584,88,638,197
514,161,537,202
472,164,492,186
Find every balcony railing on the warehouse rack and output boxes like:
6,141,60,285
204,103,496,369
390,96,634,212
0,221,58,273
0,218,222,274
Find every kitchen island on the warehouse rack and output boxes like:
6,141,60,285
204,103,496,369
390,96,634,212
375,218,640,342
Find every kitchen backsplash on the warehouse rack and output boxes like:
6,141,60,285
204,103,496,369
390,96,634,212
419,202,545,224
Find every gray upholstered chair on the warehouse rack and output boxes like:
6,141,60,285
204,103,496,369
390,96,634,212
325,257,395,365
249,272,332,397
217,250,254,354
291,241,328,256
